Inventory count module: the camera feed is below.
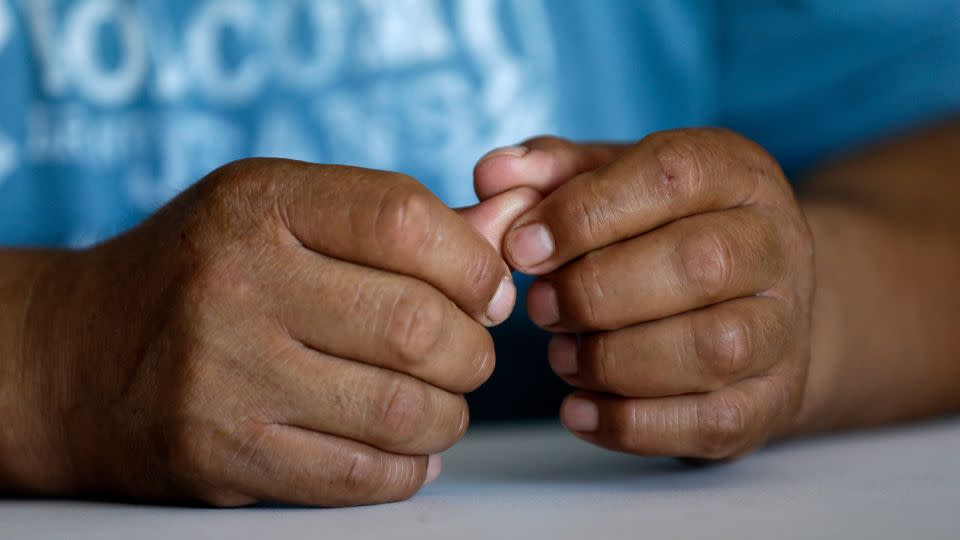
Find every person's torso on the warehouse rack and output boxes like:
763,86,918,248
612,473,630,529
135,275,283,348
2,0,958,247
0,0,719,246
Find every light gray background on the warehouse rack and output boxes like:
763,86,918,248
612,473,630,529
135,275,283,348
3,419,959,539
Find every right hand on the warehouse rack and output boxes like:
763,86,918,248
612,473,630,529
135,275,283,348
19,158,539,507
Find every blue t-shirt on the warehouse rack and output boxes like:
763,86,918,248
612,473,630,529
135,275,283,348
0,1,958,417
1,0,958,246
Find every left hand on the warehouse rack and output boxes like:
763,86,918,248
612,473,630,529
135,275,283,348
474,129,815,460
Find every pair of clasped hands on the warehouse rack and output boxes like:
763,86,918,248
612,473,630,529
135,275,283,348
46,129,815,506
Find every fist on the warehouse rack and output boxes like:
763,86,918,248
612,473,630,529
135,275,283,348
475,129,815,460
26,158,539,506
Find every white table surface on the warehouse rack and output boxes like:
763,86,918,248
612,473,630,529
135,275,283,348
3,418,959,539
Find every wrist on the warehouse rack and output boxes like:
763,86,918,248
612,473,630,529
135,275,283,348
0,249,84,494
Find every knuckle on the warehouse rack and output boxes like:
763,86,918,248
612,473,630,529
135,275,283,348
382,285,446,365
205,158,258,194
340,451,385,500
372,183,437,263
338,452,425,505
565,253,608,328
693,311,752,380
378,377,428,447
223,424,272,480
583,334,623,394
460,248,504,310
203,158,282,225
167,417,264,487
678,229,735,301
647,131,705,204
695,396,750,458
566,183,610,246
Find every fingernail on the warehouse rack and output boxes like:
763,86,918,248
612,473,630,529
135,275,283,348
508,224,555,268
424,454,443,485
548,335,578,376
478,145,529,163
563,397,599,432
485,277,517,325
528,282,559,327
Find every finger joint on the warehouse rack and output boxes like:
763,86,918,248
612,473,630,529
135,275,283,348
647,131,705,209
677,229,736,302
568,253,608,328
378,377,427,448
382,284,446,367
372,183,437,266
695,396,750,459
693,310,752,381
584,333,625,396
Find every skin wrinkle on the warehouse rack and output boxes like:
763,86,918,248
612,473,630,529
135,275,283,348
379,376,416,447
419,384,454,452
651,134,705,214
461,247,496,316
377,280,412,356
680,313,703,385
399,193,441,274
383,281,447,368
572,184,608,248
224,422,269,488
574,253,605,328
690,227,736,302
368,184,402,262
591,333,615,395
695,394,742,457
716,310,749,379
477,194,527,234
272,177,300,248
621,171,649,228
690,309,722,383
667,227,695,304
626,398,640,449
343,451,366,499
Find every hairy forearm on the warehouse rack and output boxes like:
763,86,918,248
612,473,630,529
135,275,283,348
0,249,73,492
791,119,960,435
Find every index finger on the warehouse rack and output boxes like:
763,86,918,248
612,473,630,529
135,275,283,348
240,159,514,326
502,129,779,274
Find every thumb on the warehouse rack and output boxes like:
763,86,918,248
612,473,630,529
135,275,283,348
456,187,542,257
